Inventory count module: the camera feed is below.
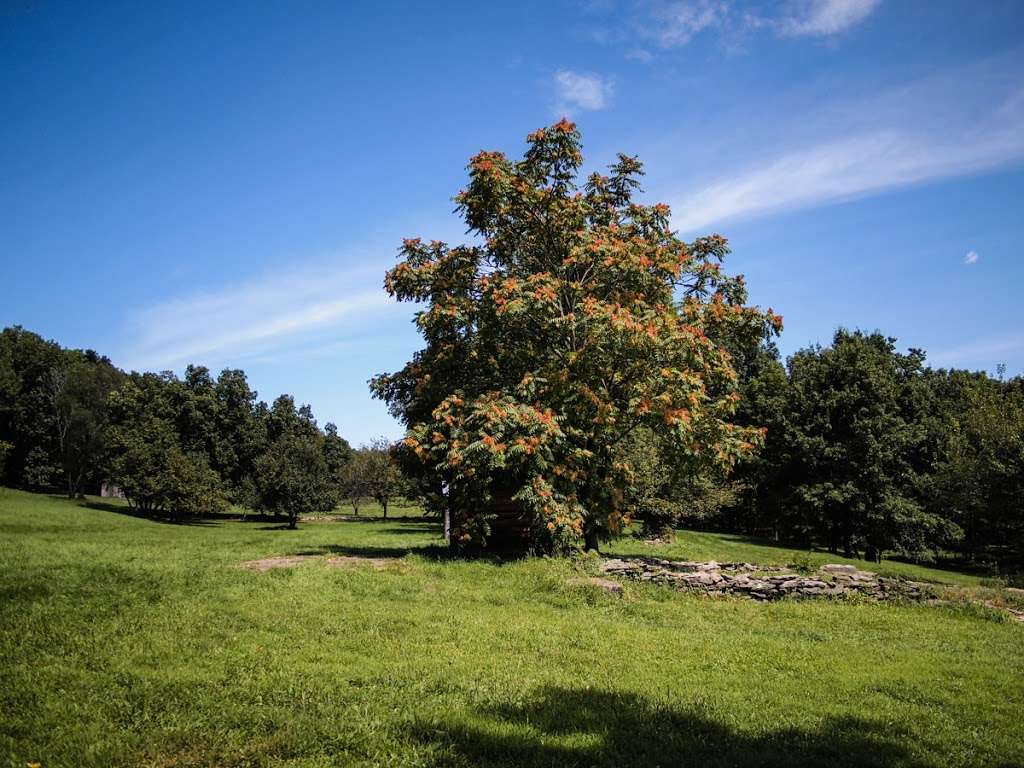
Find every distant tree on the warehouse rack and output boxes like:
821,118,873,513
323,422,354,477
618,426,740,537
106,372,227,516
372,121,780,552
362,438,403,518
45,355,122,498
784,330,958,561
927,375,1024,563
252,431,336,528
729,343,798,539
248,395,338,528
0,326,65,488
337,451,371,515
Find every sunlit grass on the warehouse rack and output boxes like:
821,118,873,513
1,487,1021,767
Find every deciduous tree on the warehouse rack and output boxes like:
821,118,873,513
372,121,780,552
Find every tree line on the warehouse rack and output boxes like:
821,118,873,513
625,330,1023,571
0,326,405,527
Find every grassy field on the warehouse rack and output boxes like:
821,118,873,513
1,487,1022,768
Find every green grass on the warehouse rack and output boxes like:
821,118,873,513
1,487,1022,768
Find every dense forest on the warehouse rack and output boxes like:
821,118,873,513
4,318,1019,572
0,326,403,528
706,331,1021,571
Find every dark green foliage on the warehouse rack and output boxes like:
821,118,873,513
361,438,404,518
46,354,123,497
106,372,229,516
323,422,354,477
337,449,372,514
0,326,73,489
252,430,337,528
617,427,739,537
729,330,1022,569
924,372,1024,567
0,325,359,520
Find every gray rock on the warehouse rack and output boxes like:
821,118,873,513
821,564,859,575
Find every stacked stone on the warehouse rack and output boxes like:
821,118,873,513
599,558,927,601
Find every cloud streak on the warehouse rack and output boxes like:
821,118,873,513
963,250,979,265
668,61,1024,232
620,0,879,51
121,264,401,371
778,0,881,37
647,0,727,48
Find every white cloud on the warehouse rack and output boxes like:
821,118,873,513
120,264,401,371
779,0,881,37
647,0,727,47
620,0,876,51
554,70,612,113
668,64,1024,232
963,250,979,265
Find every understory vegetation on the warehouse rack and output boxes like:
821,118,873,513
1,489,1022,768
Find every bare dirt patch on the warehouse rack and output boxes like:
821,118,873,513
239,554,321,572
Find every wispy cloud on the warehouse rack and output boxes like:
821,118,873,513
554,70,613,113
928,333,1024,370
668,60,1024,232
963,250,979,265
778,0,881,37
120,264,401,371
646,0,727,48
617,0,878,52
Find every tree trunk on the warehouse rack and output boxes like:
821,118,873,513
584,524,600,553
382,498,388,519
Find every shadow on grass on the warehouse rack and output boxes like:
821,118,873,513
414,686,928,768
283,542,529,566
76,500,218,526
375,522,443,535
316,514,438,524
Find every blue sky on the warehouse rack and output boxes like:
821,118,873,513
2,0,1023,445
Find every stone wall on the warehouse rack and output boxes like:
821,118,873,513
600,557,929,601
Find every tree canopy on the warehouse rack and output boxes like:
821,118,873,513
372,121,781,552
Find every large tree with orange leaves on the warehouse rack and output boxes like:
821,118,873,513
371,121,781,552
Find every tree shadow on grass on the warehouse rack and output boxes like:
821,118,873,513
303,543,453,561
76,500,218,526
327,514,438,524
413,685,932,768
376,522,444,536
285,542,528,566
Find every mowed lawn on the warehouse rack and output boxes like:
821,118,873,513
1,488,1022,768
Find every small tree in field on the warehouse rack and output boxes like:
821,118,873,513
362,438,404,518
337,451,371,515
253,432,336,529
372,121,780,552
